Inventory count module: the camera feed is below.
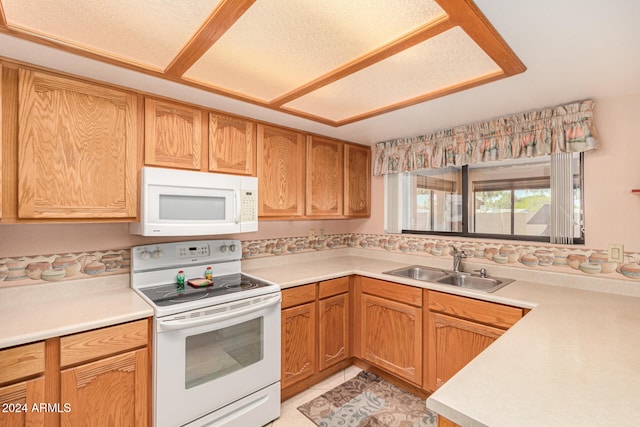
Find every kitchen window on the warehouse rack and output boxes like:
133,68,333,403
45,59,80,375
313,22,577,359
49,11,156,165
386,153,584,244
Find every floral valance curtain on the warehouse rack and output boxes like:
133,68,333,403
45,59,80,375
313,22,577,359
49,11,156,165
373,100,598,175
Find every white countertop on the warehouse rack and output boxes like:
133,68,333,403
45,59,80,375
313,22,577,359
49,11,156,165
243,248,640,427
0,274,153,349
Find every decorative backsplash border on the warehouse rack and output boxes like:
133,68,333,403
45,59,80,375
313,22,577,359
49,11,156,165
2,233,639,287
241,233,640,281
0,249,130,287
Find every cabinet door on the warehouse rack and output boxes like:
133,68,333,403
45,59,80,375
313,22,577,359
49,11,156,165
361,294,422,385
209,113,256,176
257,124,305,217
344,144,371,217
61,348,149,427
318,293,349,371
428,311,504,390
144,98,203,170
0,377,45,427
281,302,317,388
306,136,343,217
17,68,137,219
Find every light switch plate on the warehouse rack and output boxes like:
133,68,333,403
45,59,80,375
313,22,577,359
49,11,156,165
608,243,624,263
308,229,315,240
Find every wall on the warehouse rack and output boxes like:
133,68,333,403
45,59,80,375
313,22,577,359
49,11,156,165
352,93,640,253
1,93,638,259
0,219,352,259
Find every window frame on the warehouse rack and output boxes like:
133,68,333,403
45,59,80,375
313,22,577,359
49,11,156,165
400,153,585,244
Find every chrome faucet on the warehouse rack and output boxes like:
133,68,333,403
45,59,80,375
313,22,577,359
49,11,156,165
451,246,467,272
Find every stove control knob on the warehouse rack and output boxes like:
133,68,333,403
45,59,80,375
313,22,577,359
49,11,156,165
140,249,151,260
152,249,164,259
229,244,237,252
220,244,228,253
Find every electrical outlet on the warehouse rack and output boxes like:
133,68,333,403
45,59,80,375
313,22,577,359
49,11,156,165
608,243,624,263
308,229,315,240
319,229,325,239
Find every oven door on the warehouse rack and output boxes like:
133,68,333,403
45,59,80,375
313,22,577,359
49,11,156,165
154,292,281,427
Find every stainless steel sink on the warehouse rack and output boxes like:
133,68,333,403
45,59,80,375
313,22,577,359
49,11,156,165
383,265,450,281
384,265,513,293
435,272,513,293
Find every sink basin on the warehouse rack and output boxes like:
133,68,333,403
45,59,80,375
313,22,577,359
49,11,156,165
383,265,450,281
384,265,513,293
435,273,513,293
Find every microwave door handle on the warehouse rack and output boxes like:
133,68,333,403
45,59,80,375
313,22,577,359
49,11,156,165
234,190,241,224
158,294,281,331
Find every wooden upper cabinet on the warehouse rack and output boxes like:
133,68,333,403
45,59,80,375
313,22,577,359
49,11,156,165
17,68,138,219
306,136,343,217
257,124,305,217
144,97,203,170
344,143,371,217
209,112,256,176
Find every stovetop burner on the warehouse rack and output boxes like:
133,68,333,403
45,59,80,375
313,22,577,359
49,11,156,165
139,273,274,307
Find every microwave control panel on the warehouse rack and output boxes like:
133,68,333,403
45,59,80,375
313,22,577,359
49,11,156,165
241,190,257,222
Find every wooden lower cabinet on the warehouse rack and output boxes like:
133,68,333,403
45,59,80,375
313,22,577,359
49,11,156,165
0,341,45,427
429,311,504,390
281,278,351,399
279,275,528,414
359,278,422,386
318,278,350,371
59,319,150,427
427,291,524,391
0,319,150,426
0,377,45,427
61,348,148,427
281,301,317,389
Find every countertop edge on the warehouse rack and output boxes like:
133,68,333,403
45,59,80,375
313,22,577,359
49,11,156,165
0,275,154,349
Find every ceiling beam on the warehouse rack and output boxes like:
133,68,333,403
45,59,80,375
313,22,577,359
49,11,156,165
269,15,455,107
164,0,255,77
436,0,526,75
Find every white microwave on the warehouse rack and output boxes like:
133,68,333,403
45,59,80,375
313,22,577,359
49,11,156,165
130,167,258,236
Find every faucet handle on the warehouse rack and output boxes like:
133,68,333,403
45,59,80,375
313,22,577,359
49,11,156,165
474,268,487,278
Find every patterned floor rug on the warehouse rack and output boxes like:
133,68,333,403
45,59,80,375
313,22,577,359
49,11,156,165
297,371,438,427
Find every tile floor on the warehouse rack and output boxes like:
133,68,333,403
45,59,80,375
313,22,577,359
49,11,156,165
264,365,363,427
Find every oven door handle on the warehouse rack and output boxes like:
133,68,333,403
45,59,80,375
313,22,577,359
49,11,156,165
158,294,281,331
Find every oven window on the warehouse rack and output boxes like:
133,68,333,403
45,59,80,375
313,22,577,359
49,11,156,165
185,318,264,389
159,194,226,221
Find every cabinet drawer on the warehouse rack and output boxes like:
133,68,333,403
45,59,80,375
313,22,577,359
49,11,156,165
60,319,148,368
0,342,45,384
319,276,349,299
428,291,523,329
282,283,317,309
361,277,422,307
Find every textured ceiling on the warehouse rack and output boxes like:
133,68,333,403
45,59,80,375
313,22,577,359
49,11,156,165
2,1,635,145
0,0,524,126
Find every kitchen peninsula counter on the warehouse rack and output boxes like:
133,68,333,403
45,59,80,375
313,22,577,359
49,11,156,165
0,274,153,349
243,248,640,427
